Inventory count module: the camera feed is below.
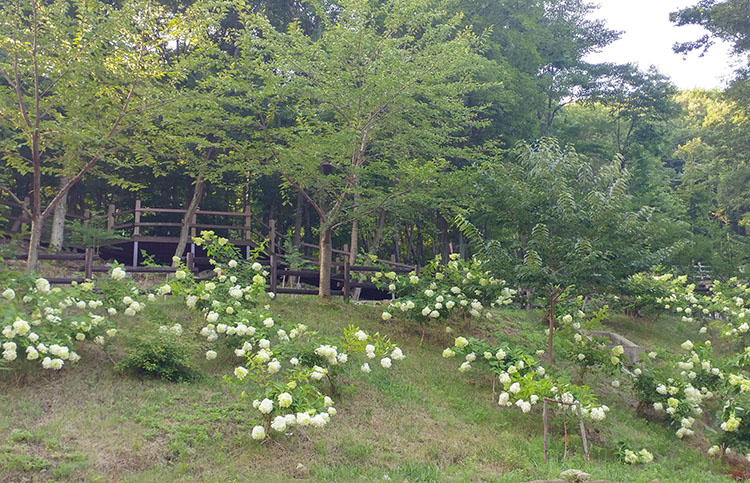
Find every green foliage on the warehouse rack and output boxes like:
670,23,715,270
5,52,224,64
369,254,514,336
68,219,127,252
459,138,686,295
116,330,199,382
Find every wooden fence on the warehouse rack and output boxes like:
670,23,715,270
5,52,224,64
8,249,414,301
2,198,413,271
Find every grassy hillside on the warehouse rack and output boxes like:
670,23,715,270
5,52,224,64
0,297,735,482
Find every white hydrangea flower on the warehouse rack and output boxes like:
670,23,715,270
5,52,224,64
234,366,248,380
278,392,293,408
258,398,274,414
251,425,266,440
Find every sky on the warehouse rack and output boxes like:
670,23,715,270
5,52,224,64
585,0,738,90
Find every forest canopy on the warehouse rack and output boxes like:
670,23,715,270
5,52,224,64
1,0,749,290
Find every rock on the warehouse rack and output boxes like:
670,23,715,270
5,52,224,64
588,330,644,364
293,462,308,479
560,469,591,482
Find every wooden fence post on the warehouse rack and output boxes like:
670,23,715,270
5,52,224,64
84,247,94,280
190,211,197,238
106,204,115,231
132,199,141,267
343,259,351,302
186,252,195,273
269,254,277,294
83,209,91,228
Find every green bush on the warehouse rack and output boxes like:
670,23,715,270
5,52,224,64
116,331,199,382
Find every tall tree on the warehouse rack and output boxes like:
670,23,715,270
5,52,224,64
0,0,176,269
245,0,488,296
457,138,687,363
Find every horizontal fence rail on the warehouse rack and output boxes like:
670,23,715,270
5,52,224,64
5,249,406,301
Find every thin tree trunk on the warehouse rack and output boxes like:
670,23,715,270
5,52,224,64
304,201,312,257
318,226,332,297
405,223,415,260
293,191,303,247
371,210,387,253
547,292,557,365
392,221,400,263
416,221,424,262
27,216,44,271
290,191,304,286
436,213,449,262
48,175,69,253
349,218,359,265
173,177,204,265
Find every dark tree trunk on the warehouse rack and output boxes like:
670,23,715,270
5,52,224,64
392,221,400,263
436,212,449,262
416,221,425,263
349,218,359,265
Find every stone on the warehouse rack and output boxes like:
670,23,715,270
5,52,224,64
560,469,591,482
588,330,644,364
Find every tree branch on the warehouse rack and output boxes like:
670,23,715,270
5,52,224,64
0,185,31,217
257,113,325,220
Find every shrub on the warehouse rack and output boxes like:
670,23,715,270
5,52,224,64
116,330,199,382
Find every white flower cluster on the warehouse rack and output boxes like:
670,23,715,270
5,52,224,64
373,257,514,325
623,448,653,464
1,268,130,370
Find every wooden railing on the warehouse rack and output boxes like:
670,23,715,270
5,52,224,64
7,250,413,301
1,198,415,271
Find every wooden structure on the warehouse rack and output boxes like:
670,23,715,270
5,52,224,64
2,199,416,298
9,249,413,301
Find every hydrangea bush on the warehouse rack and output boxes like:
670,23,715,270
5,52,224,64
442,335,608,422
1,266,141,370
625,273,750,458
370,255,514,340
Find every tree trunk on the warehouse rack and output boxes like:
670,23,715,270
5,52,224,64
27,216,44,271
436,213,449,262
349,218,359,265
416,221,425,262
318,226,332,297
173,177,204,265
293,191,303,247
392,221,400,263
406,223,415,260
547,293,557,365
48,176,69,253
370,210,387,254
304,201,312,257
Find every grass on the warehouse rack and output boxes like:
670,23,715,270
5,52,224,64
0,296,738,482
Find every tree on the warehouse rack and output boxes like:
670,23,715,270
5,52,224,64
245,0,489,296
0,0,177,269
671,0,750,76
449,0,619,145
457,138,687,364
